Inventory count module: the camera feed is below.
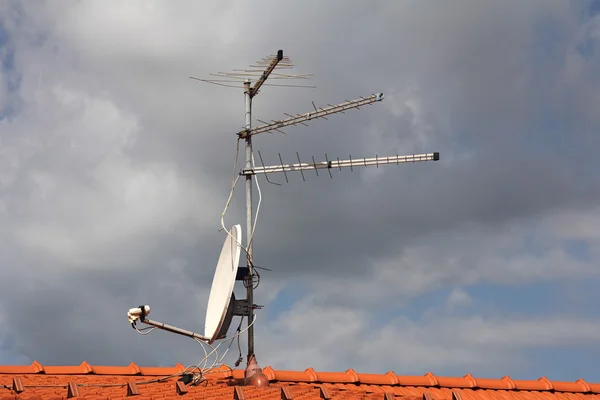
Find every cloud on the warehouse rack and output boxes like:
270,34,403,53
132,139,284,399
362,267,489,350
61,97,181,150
2,77,217,268
0,0,599,381
258,293,600,376
446,288,472,310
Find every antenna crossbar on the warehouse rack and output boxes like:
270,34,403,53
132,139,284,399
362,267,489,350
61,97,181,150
242,152,439,176
238,93,385,138
191,49,313,94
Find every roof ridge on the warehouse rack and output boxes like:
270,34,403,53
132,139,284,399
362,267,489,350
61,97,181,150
0,362,598,394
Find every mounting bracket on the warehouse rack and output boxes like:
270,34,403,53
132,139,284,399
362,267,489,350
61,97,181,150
236,266,250,281
233,299,252,316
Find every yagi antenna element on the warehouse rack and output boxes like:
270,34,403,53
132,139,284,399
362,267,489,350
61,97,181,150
190,50,315,93
248,50,283,98
239,93,384,138
245,152,439,177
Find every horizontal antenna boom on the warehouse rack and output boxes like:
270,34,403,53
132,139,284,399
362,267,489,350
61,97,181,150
239,93,384,138
243,152,439,176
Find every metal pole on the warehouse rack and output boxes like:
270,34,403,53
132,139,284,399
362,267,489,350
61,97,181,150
243,79,255,359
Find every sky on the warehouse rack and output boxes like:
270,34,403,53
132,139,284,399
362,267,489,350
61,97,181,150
1,0,600,382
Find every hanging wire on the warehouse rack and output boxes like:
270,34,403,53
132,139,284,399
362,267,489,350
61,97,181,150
76,315,258,391
220,137,266,290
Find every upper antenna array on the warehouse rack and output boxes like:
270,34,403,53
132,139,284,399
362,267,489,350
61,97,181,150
240,93,384,138
190,50,316,94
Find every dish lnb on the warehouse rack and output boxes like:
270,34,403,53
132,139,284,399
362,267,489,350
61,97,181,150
127,224,251,344
128,305,150,324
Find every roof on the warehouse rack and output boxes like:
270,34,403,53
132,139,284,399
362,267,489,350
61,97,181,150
0,362,599,400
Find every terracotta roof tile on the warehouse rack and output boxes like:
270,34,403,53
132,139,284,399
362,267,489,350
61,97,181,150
0,362,599,400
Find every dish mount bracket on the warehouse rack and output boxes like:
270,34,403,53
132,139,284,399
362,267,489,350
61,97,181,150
233,299,252,316
236,267,250,281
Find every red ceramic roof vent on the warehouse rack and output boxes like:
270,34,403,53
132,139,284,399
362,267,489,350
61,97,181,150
244,354,270,388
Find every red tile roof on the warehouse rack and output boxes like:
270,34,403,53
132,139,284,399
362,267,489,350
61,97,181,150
1,362,599,400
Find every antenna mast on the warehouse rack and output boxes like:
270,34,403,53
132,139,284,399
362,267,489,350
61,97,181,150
243,49,285,361
244,79,254,356
191,49,440,378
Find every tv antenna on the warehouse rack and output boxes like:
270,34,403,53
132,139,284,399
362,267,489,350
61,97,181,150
127,50,439,387
210,49,438,376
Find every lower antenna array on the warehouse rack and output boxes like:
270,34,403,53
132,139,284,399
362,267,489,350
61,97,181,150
244,152,440,180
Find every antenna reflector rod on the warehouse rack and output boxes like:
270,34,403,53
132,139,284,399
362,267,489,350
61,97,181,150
242,152,439,176
296,152,306,182
239,93,385,138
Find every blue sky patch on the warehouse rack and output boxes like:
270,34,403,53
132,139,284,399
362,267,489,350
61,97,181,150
563,238,591,262
264,282,307,318
467,283,563,316
523,347,600,380
588,0,600,17
0,20,22,120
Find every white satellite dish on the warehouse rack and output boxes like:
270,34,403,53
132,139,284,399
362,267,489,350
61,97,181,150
205,224,242,343
127,224,244,345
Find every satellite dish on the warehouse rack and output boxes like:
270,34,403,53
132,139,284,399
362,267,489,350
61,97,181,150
215,292,236,341
127,224,244,344
205,224,242,343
